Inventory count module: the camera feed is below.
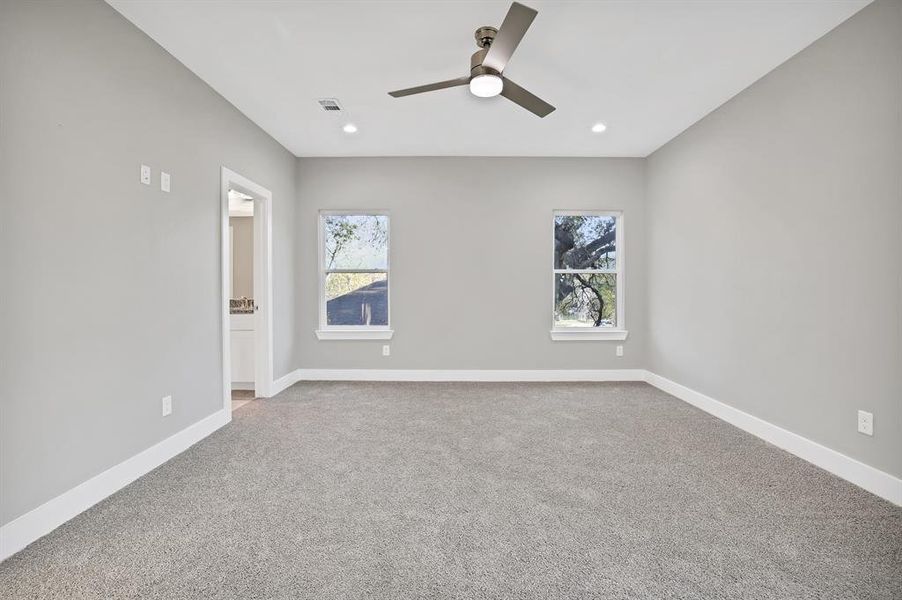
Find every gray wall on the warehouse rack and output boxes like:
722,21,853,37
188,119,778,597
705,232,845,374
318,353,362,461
230,217,254,299
646,0,902,477
0,1,298,525
296,158,647,370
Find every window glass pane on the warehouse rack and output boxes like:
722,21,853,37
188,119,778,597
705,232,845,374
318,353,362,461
554,273,616,328
326,273,388,326
323,215,388,270
554,215,616,270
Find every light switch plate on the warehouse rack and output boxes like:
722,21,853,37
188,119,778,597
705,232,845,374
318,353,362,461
162,395,172,417
140,164,151,185
382,345,390,357
161,171,171,192
616,345,624,357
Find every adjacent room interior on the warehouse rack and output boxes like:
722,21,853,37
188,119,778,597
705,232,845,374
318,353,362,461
228,187,256,409
1,0,900,598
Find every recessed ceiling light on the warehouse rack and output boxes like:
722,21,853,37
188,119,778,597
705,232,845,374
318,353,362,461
469,74,503,98
591,122,607,133
343,123,358,134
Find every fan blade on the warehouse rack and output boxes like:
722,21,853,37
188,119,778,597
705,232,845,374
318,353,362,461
388,76,470,98
500,78,555,117
482,2,538,73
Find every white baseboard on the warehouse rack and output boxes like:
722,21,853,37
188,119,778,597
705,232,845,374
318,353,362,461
230,381,254,391
271,369,304,395
0,408,230,562
4,368,897,565
283,368,648,383
277,368,901,505
644,372,902,506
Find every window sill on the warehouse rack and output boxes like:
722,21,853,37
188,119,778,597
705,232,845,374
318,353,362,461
550,329,628,341
315,329,394,341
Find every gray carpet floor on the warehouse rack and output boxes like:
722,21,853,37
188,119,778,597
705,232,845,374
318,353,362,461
1,382,900,599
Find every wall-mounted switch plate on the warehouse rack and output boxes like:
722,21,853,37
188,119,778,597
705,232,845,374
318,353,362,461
140,164,151,185
161,171,171,192
857,410,873,436
616,345,624,357
382,345,390,357
162,395,172,417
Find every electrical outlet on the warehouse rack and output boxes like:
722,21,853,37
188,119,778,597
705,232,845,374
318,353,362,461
161,171,171,192
382,345,390,357
857,410,873,436
616,345,624,357
140,164,151,185
162,395,172,417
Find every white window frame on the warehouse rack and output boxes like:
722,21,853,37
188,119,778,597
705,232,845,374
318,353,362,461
315,210,393,341
550,210,628,341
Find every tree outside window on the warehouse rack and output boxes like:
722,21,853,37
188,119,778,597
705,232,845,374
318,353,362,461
553,213,621,328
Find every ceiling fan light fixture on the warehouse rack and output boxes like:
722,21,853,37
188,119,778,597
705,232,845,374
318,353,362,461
591,122,607,133
342,123,358,134
469,74,503,98
387,3,554,117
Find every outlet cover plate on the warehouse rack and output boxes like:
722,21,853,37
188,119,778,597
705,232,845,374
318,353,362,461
857,410,873,436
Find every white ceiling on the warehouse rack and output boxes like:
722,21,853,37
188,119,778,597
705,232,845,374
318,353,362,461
108,0,869,157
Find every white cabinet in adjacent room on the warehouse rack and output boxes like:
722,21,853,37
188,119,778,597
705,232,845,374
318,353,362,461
230,313,255,388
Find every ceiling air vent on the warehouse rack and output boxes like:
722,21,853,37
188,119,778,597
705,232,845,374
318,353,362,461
317,98,343,112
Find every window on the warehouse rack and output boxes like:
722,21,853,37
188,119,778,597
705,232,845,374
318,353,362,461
551,211,627,340
316,212,392,340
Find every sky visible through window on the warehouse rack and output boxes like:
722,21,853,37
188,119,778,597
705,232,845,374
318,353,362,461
324,215,387,270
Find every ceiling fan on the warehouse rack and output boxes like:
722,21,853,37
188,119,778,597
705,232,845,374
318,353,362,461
388,2,555,118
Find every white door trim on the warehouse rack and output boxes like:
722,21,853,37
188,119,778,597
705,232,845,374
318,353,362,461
221,167,274,407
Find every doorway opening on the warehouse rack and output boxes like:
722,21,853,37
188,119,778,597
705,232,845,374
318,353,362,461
220,167,273,415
